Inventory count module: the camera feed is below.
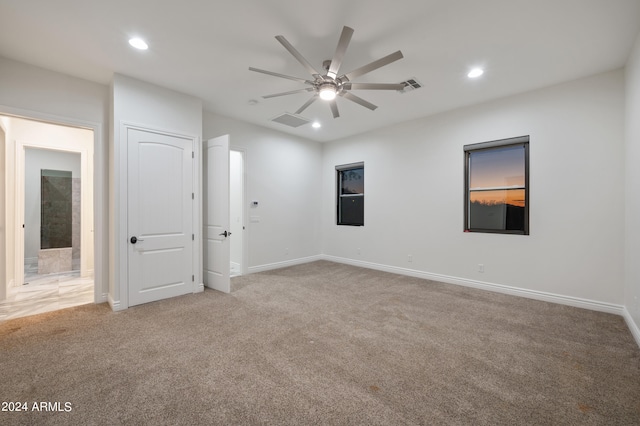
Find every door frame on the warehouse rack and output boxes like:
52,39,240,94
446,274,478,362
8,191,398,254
116,122,202,310
0,105,105,304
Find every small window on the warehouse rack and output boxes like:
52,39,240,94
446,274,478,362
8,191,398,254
464,136,529,235
337,162,364,226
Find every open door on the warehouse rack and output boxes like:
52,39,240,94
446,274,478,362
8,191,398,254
204,135,230,293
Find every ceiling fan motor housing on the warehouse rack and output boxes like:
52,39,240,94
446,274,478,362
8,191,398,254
249,26,404,118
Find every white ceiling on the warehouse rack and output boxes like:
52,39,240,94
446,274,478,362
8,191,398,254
1,0,639,142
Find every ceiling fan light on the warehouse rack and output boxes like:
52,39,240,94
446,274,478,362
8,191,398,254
319,85,337,101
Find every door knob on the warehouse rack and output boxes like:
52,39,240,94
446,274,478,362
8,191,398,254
219,231,228,238
130,236,144,244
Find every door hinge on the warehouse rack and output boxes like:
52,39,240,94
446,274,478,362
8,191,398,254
192,234,195,241
192,193,194,200
192,151,194,158
192,275,195,282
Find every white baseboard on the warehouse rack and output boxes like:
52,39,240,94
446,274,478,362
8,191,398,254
248,255,323,274
321,255,624,316
623,307,640,349
107,294,125,311
194,283,204,293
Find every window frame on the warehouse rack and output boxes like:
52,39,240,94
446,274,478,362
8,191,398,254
336,162,364,226
464,136,530,235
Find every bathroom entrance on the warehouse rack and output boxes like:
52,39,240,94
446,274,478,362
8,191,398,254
0,115,95,320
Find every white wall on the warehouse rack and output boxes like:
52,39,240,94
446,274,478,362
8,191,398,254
0,56,108,300
322,70,625,309
203,113,322,271
110,74,203,309
625,31,640,342
24,148,80,260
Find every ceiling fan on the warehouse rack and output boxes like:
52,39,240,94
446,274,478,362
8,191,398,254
249,26,405,118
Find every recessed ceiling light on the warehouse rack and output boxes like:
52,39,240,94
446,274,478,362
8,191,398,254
312,122,321,129
129,38,148,50
468,68,484,78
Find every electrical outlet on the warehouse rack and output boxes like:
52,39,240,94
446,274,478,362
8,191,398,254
285,247,289,255
357,248,361,255
408,254,413,263
478,264,484,273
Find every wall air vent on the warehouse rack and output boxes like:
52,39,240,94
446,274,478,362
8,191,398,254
398,77,423,94
271,113,310,128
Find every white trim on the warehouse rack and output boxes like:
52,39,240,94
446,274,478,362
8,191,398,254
248,255,323,274
321,255,624,315
97,291,108,304
107,294,124,312
193,134,203,293
623,307,640,349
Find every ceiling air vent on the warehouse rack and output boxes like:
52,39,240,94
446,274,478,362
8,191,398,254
398,77,423,94
271,113,310,128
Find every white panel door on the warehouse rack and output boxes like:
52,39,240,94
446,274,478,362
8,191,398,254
204,135,230,293
128,128,194,306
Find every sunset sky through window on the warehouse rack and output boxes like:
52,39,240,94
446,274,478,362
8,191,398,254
469,145,525,207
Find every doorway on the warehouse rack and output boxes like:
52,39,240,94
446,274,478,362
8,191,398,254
0,115,95,321
230,149,245,277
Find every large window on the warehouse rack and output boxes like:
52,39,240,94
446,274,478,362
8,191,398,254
337,162,364,226
464,136,529,235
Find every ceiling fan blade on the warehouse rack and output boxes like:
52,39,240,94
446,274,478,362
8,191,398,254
329,100,340,118
275,35,321,78
341,50,404,81
343,83,406,90
295,95,318,114
262,87,315,99
341,91,378,110
249,67,312,84
327,26,354,79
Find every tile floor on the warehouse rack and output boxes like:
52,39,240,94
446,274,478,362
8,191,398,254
0,271,94,322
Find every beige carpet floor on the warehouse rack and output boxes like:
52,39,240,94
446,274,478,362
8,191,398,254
1,260,639,425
